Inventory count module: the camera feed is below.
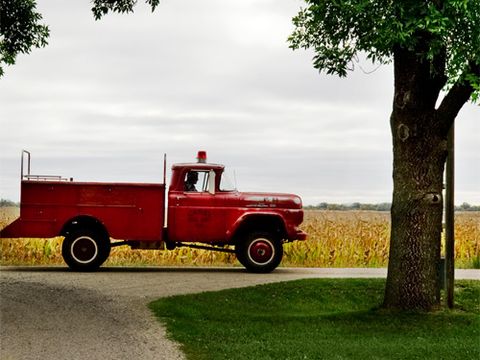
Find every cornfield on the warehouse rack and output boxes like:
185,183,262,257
1,207,479,268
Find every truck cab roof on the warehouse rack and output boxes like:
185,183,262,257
171,163,225,171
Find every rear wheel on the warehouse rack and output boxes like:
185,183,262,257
235,231,283,273
62,229,110,271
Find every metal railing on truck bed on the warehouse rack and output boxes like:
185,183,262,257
21,150,72,182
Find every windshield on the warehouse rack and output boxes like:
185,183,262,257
220,169,237,191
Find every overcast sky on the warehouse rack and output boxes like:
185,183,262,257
0,0,478,205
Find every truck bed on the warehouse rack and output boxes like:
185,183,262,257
0,181,165,241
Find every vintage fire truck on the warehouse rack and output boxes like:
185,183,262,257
1,151,306,272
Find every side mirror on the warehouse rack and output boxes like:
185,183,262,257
208,170,216,195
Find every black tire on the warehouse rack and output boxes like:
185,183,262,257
62,228,110,271
235,231,283,273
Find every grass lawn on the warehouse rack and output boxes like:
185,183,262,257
149,279,480,360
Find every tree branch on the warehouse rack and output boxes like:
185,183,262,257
436,61,480,134
91,0,159,20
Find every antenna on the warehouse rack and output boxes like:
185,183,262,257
163,153,167,185
234,169,237,190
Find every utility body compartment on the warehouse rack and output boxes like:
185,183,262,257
2,180,165,241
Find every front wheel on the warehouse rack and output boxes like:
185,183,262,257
62,229,110,271
235,231,283,273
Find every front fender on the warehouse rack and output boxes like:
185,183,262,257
226,212,287,242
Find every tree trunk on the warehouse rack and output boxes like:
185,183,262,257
382,44,476,310
383,119,446,310
383,48,448,311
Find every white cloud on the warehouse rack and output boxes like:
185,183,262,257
0,0,478,205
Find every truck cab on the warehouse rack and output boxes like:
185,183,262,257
1,151,306,273
166,152,306,272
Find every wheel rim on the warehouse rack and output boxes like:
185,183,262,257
71,236,98,264
247,238,274,265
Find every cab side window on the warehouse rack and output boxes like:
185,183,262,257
184,171,209,192
219,170,236,192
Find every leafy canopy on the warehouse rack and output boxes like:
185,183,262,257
0,0,49,76
0,0,159,76
91,0,160,20
289,0,480,99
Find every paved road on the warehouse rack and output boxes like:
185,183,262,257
1,267,478,360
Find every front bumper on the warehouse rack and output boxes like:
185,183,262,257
294,229,307,241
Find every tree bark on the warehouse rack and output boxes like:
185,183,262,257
383,47,477,310
383,48,448,311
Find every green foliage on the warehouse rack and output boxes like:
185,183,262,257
304,202,480,211
305,202,392,211
0,199,19,207
0,0,49,76
91,0,160,20
458,202,480,212
150,279,480,360
289,0,480,99
0,0,160,76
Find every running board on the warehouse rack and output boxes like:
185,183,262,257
112,240,235,253
175,243,235,253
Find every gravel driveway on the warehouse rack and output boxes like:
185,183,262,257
1,266,478,360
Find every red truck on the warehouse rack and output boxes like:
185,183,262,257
1,151,306,272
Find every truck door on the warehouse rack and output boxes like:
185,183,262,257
168,170,226,243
